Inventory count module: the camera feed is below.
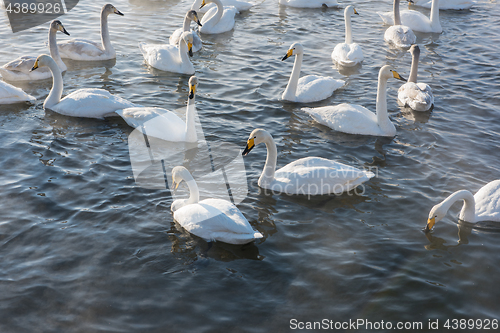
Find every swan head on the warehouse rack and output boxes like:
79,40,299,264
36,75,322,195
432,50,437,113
30,54,52,72
242,128,272,156
171,166,194,192
188,76,198,99
50,20,70,36
425,203,448,232
345,5,358,16
181,31,194,57
380,65,406,82
282,42,303,61
187,10,202,27
103,4,124,16
409,44,420,57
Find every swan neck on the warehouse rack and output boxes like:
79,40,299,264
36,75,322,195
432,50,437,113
183,15,191,32
100,9,114,54
408,51,419,83
393,0,401,26
44,59,63,109
190,0,202,11
259,136,277,186
284,53,303,100
209,0,224,24
440,190,476,222
345,11,353,44
48,28,64,69
179,38,191,63
185,97,197,142
430,0,441,28
375,72,392,132
185,178,200,205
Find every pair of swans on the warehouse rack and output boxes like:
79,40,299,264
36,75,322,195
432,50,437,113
191,0,253,13
379,0,442,33
384,0,417,48
303,65,406,137
331,5,364,67
169,10,203,53
278,0,339,8
1,20,69,81
282,43,344,103
242,129,374,195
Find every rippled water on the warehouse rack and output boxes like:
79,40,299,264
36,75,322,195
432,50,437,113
1,0,500,331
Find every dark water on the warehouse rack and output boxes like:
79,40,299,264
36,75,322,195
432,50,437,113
1,0,500,331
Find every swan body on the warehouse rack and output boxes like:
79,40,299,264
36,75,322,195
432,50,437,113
57,4,124,61
199,0,237,34
191,0,251,13
426,180,500,231
278,0,340,8
303,65,406,137
412,0,472,10
0,81,36,104
398,45,433,111
139,31,195,74
116,76,199,143
1,21,69,81
282,42,344,103
242,129,374,195
332,6,363,67
30,54,136,117
171,166,263,245
379,0,442,33
383,0,417,48
169,10,203,52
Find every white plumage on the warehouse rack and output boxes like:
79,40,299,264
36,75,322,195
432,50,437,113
169,10,203,53
199,0,238,34
378,0,442,33
0,81,36,104
332,6,364,67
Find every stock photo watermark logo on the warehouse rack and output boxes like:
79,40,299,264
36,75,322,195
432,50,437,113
3,0,79,33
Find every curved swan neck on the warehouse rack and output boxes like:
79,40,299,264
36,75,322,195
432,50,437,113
408,49,420,83
191,0,202,11
393,0,401,26
259,135,278,186
48,28,64,69
440,190,476,222
283,53,303,100
210,0,224,25
375,71,393,133
430,0,441,30
44,58,63,109
100,8,114,54
185,96,197,142
344,10,353,44
185,178,200,204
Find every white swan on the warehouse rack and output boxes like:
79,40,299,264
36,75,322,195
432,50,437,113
398,45,434,111
169,10,203,53
281,42,344,103
242,129,374,195
383,0,417,48
171,166,263,244
191,0,252,13
425,180,500,231
302,65,406,137
199,0,238,34
30,54,136,118
57,4,124,61
278,0,339,8
379,0,442,33
0,81,36,104
331,6,363,67
411,0,472,10
139,31,195,74
116,76,199,143
1,20,69,81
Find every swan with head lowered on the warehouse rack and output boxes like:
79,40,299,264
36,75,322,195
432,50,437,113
242,129,374,195
282,42,344,103
411,0,472,10
0,81,35,104
171,166,263,245
30,54,136,118
331,5,363,67
116,76,200,143
57,4,124,61
302,65,406,137
398,45,433,111
379,0,442,33
425,180,500,232
278,0,339,8
199,0,238,34
1,20,69,81
191,0,253,13
383,0,417,48
169,10,203,52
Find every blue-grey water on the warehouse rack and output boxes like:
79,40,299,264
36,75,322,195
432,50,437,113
1,0,500,331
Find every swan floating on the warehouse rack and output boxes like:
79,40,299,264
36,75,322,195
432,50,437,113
57,4,124,61
30,54,136,118
398,45,434,111
331,6,363,67
199,0,238,34
139,31,195,74
191,0,252,13
383,0,417,48
282,42,344,103
171,166,263,244
169,10,203,53
303,65,406,137
1,20,69,81
0,81,36,104
426,180,500,231
411,0,472,10
242,128,374,195
278,0,339,8
379,0,442,33
116,76,199,142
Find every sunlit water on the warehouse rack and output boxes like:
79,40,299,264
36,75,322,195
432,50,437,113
1,0,500,331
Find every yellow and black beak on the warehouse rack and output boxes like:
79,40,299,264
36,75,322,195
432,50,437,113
172,179,180,192
354,8,359,15
424,217,435,233
408,0,415,3
189,84,196,99
200,0,206,9
30,59,39,72
282,49,293,61
188,42,193,57
391,70,407,82
242,138,255,156
60,24,70,36
115,8,124,16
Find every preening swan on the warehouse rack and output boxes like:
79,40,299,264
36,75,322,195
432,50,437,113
116,76,199,143
169,10,203,53
1,20,69,81
139,31,195,74
242,129,374,195
278,0,339,8
57,4,124,61
425,180,500,232
282,42,344,103
30,54,136,118
379,0,442,33
331,6,364,67
398,45,434,111
191,0,252,13
199,0,237,34
411,0,472,10
0,81,36,104
302,65,406,137
383,0,417,48
171,166,263,245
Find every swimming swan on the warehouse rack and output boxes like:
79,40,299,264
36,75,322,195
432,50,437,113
139,31,195,74
116,76,199,143
0,81,36,104
302,65,406,137
411,0,472,10
1,20,69,81
169,10,203,53
425,180,500,232
199,0,238,34
398,45,434,111
30,54,136,118
191,0,252,13
383,0,417,48
171,166,263,244
57,4,124,61
278,0,339,8
282,42,344,103
242,128,374,195
331,6,363,67
379,0,442,33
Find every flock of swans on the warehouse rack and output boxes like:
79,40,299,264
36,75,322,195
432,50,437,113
1,0,498,245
